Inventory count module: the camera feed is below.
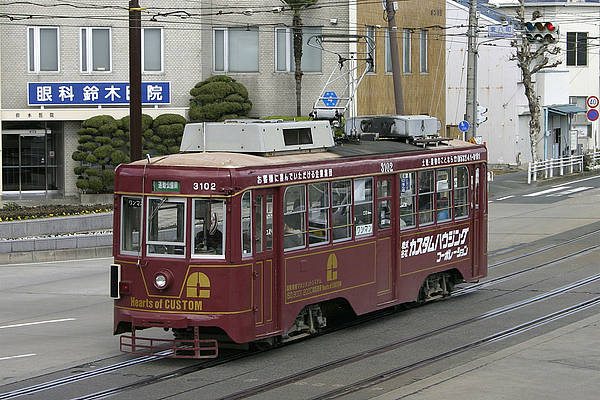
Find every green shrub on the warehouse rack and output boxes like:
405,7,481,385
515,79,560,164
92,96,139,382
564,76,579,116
76,178,90,191
74,166,86,175
72,151,86,161
93,145,113,159
88,177,104,192
189,75,252,122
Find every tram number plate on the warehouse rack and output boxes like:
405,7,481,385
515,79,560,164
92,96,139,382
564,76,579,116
355,224,373,236
380,162,394,173
193,182,217,191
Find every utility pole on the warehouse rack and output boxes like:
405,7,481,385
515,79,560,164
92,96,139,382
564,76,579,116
465,0,478,141
129,0,142,161
385,0,404,115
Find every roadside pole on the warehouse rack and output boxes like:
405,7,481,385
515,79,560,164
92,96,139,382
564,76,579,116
465,0,478,141
129,0,142,162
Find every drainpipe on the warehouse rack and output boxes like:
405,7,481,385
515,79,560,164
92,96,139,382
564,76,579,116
544,107,549,159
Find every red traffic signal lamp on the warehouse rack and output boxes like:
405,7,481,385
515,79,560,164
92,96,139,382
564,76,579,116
525,21,559,43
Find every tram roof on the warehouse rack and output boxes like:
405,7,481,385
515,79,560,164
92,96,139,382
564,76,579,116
131,139,479,169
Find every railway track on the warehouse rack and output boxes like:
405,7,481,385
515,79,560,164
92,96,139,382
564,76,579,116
1,232,598,400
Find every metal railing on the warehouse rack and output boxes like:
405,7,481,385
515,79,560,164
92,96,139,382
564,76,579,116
527,154,584,184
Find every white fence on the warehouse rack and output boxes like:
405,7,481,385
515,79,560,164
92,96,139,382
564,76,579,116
527,154,584,184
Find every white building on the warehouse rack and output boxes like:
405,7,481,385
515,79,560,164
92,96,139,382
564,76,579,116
447,0,591,165
0,1,347,199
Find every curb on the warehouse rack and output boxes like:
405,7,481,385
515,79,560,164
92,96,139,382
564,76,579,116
0,245,112,264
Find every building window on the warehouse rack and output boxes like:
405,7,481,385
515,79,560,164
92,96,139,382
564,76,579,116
275,27,322,72
214,27,259,73
403,28,411,73
366,25,376,73
385,29,393,73
420,30,428,73
28,26,59,73
143,28,163,73
80,27,111,73
567,32,587,66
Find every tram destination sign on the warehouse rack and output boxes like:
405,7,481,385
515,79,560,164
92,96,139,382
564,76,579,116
153,180,180,193
27,82,171,105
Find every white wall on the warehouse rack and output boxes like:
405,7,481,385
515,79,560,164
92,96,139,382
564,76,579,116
446,0,521,165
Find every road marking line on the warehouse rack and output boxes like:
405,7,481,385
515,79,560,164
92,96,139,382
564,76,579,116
0,318,76,329
495,195,515,201
524,186,570,197
552,175,600,187
548,186,593,196
0,354,36,361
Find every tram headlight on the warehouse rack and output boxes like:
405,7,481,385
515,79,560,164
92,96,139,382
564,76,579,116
153,270,172,290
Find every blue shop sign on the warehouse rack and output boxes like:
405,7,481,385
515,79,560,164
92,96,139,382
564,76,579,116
27,82,171,106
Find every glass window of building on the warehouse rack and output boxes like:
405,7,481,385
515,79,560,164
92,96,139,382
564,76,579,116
80,27,111,73
275,27,322,72
142,28,163,73
403,28,411,73
28,26,59,73
213,27,259,72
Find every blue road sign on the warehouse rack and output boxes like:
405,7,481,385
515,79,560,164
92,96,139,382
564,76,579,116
323,91,338,107
587,109,599,122
458,120,470,132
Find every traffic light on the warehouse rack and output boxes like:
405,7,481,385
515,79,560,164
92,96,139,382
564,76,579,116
524,21,559,43
476,105,488,125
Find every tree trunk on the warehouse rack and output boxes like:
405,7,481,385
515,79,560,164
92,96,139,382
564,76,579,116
522,67,541,161
292,12,303,117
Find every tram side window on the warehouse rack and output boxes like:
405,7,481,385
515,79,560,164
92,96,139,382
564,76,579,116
308,182,330,246
354,177,373,237
377,179,392,229
418,170,434,226
399,172,416,229
454,166,469,218
121,196,142,253
147,198,186,256
436,168,452,222
332,179,352,242
193,199,225,257
284,185,306,250
241,191,252,257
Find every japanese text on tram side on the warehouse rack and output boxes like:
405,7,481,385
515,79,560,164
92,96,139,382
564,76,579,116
422,153,481,167
286,278,342,300
257,168,333,185
401,227,469,263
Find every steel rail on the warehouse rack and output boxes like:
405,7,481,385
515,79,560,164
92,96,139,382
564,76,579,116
3,236,598,399
210,274,600,400
310,296,600,400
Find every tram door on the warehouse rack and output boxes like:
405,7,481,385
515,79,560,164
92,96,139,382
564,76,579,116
252,190,278,336
471,165,485,278
375,176,395,304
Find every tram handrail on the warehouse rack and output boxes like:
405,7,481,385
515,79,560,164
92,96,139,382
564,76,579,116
527,154,584,184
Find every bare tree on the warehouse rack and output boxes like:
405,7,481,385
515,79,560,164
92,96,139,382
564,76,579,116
281,0,318,117
510,0,560,162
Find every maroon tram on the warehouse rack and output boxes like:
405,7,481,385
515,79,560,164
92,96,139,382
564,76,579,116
110,119,487,358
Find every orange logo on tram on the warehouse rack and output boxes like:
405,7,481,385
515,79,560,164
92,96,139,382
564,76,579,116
327,254,338,281
186,272,211,298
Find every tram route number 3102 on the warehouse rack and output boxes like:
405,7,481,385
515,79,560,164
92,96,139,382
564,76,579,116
193,182,217,191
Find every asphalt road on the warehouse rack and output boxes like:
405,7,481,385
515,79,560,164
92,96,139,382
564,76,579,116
1,170,599,399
